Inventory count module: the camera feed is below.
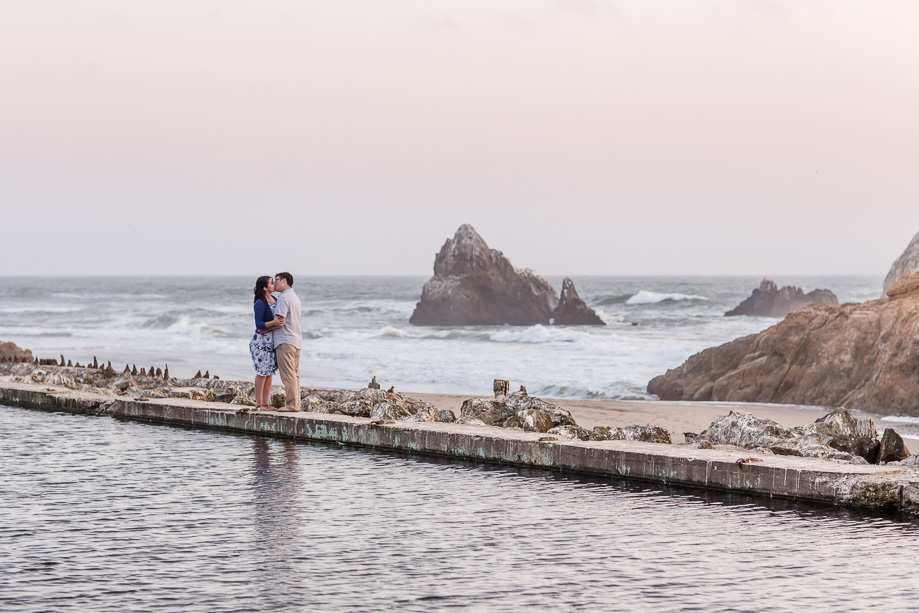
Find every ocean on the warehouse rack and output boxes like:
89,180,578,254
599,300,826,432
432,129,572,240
0,275,881,399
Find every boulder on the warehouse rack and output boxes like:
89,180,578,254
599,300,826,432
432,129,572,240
725,279,838,318
503,409,554,432
609,425,672,444
883,231,919,295
589,426,618,441
827,435,880,464
409,225,560,326
370,402,413,421
460,397,516,426
455,416,487,427
1,341,33,363
648,271,919,416
698,411,797,449
504,392,576,427
552,278,605,326
878,429,911,463
547,425,591,440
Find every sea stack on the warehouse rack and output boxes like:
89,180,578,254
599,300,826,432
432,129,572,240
725,279,838,318
883,231,919,296
647,271,919,417
553,278,605,325
410,225,559,326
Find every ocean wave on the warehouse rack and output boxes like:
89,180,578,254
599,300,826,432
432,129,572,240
625,291,708,305
595,294,635,306
532,383,655,401
490,325,586,344
141,313,180,329
0,306,85,314
376,326,419,339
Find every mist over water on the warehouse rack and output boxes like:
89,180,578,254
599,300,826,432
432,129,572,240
0,275,881,399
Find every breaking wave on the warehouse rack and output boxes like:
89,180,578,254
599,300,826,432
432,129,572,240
625,291,708,305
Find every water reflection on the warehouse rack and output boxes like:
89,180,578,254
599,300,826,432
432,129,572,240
4,406,919,613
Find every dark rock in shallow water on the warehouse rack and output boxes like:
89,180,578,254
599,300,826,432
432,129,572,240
878,429,911,463
552,278,605,326
410,225,559,326
725,279,838,318
828,435,880,464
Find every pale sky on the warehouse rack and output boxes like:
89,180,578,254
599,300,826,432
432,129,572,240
1,1,917,276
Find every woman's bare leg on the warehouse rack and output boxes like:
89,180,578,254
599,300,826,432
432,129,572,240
264,375,273,406
255,375,267,407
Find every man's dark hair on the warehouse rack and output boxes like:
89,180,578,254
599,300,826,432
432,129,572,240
276,272,294,287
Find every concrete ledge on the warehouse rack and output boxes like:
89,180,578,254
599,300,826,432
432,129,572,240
4,382,919,512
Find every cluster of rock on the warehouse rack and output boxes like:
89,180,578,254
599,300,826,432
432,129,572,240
0,341,33,363
454,390,671,442
0,344,671,442
725,279,838,318
410,225,605,326
648,271,919,416
685,408,911,465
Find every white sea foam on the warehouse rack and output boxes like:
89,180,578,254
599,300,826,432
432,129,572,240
489,324,588,344
625,291,708,305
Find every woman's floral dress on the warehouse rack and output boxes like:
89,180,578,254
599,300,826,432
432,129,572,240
249,302,277,376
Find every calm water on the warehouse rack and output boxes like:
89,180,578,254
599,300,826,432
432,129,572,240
3,406,919,612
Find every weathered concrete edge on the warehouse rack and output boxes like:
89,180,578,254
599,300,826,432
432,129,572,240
4,383,919,512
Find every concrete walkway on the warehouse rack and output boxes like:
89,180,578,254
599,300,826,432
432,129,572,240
3,381,919,512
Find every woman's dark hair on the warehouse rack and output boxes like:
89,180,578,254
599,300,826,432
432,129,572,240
253,276,271,304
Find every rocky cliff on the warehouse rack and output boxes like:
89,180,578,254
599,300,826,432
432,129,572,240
410,225,602,326
648,271,919,416
725,279,838,317
884,232,919,295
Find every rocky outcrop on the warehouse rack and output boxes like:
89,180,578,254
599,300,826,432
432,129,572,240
648,271,919,416
410,226,605,326
0,341,33,363
553,278,605,325
884,232,919,295
410,225,559,326
725,279,838,317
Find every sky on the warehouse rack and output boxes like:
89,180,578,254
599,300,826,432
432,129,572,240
1,0,917,276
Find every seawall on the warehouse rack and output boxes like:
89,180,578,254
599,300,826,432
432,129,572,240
4,381,919,512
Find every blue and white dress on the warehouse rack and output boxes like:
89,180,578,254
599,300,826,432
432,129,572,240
250,299,278,376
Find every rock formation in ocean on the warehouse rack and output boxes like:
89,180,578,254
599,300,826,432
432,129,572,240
648,271,919,416
410,225,560,326
724,279,838,317
883,231,919,295
553,278,605,325
410,225,604,327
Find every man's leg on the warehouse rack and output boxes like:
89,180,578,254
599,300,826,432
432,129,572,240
291,348,301,409
276,344,300,411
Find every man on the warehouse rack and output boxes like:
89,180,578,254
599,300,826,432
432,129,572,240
272,272,302,411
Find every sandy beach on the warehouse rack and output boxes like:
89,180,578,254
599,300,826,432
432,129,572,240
409,391,919,449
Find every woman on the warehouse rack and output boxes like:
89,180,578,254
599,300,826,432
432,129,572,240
250,275,286,410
